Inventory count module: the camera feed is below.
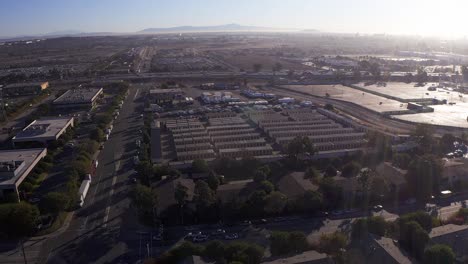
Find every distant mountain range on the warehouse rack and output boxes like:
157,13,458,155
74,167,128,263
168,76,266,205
0,24,319,41
139,23,288,33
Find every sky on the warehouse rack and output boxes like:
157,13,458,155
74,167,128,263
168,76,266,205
1,0,468,38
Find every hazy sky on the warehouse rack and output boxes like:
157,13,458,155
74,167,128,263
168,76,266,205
1,0,468,37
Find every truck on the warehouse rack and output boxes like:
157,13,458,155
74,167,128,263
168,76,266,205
78,178,91,207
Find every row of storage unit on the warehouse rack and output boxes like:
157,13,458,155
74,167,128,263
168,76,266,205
209,128,257,138
175,142,214,152
270,127,355,139
314,139,368,152
219,146,273,158
215,139,267,150
263,123,337,133
275,133,366,146
206,123,251,132
172,131,208,140
176,149,216,161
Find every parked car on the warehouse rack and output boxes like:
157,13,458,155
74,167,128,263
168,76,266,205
210,229,226,236
373,205,384,211
192,234,209,243
224,233,239,240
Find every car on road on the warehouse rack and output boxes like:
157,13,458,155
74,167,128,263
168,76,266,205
133,156,140,165
28,197,41,204
224,233,239,240
373,205,384,211
192,234,209,243
185,231,202,240
152,234,163,241
210,229,226,236
128,177,137,184
252,219,267,225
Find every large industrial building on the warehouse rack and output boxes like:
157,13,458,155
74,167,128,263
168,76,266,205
53,88,103,109
0,148,47,200
12,117,74,147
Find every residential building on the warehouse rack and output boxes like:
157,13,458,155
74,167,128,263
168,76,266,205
277,172,319,199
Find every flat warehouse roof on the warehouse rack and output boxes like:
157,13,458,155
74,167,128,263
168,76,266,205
53,88,103,104
0,148,47,188
13,117,74,142
219,145,273,153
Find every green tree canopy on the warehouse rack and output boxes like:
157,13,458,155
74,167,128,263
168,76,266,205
192,159,209,173
264,191,287,214
341,162,361,178
194,180,216,209
423,244,455,264
40,192,70,215
0,202,39,238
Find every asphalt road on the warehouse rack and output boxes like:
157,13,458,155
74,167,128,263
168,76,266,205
31,87,145,264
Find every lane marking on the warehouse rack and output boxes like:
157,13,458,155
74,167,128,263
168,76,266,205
103,174,118,228
133,88,140,100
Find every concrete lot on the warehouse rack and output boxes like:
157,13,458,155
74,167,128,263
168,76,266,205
282,85,406,113
355,82,460,101
394,102,468,128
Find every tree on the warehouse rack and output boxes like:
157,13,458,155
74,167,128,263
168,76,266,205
415,67,428,84
423,244,455,264
253,64,262,73
206,171,220,191
392,153,411,169
264,192,287,214
367,216,387,236
399,211,433,232
259,180,274,194
406,155,443,203
0,202,39,238
40,192,70,215
192,159,209,173
130,184,157,218
296,190,323,213
324,103,334,110
399,221,429,260
272,62,283,74
175,182,188,206
286,136,316,159
324,165,338,177
319,231,348,255
90,128,104,142
319,178,343,209
270,231,290,256
135,161,154,185
257,165,271,177
225,242,264,264
194,180,215,209
341,162,361,178
204,240,226,261
305,166,320,179
253,170,267,183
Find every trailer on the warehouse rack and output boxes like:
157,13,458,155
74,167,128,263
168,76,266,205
78,179,91,207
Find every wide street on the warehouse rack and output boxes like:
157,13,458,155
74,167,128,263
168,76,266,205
0,86,147,264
